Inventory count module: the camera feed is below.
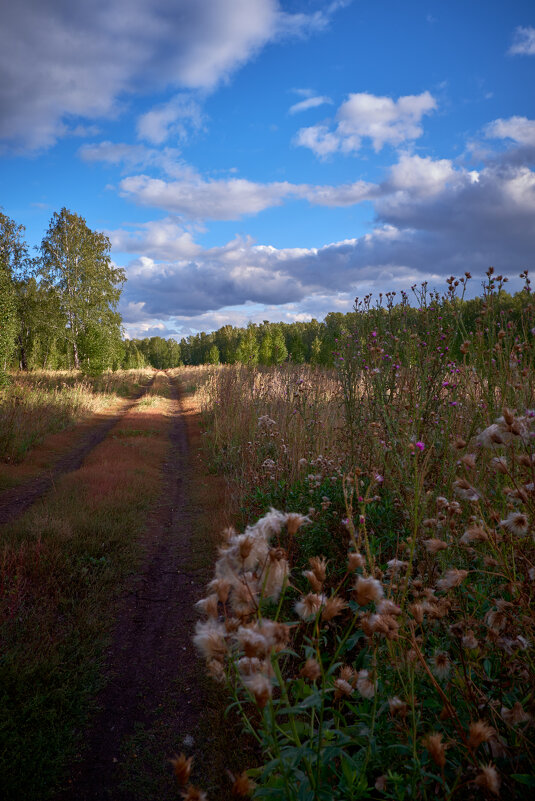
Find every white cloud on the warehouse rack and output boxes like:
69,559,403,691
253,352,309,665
118,172,306,219
115,157,535,323
108,217,201,260
296,91,437,157
136,94,204,145
294,124,340,157
289,96,333,114
484,116,535,147
509,26,535,56
388,153,457,196
0,0,345,150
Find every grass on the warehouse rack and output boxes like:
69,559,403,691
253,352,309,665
0,373,172,800
187,273,535,799
0,368,154,467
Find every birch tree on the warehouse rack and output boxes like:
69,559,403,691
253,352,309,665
39,208,125,370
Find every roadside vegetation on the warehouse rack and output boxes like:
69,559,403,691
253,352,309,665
0,372,173,799
0,368,154,468
185,271,535,800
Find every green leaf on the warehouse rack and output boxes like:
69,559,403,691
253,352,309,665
512,774,535,787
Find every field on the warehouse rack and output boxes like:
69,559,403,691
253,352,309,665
1,275,534,799
183,277,535,799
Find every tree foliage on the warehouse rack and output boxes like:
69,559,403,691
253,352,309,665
39,208,125,371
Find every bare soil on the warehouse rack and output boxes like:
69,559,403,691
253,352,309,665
0,378,155,526
55,376,250,800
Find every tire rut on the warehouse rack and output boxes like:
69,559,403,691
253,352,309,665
0,376,156,527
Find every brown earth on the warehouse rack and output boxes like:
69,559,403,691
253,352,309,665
55,375,253,800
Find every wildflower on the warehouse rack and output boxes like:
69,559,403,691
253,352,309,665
207,578,231,603
432,652,451,679
453,478,481,502
468,720,496,750
237,627,270,659
171,753,193,785
322,595,348,621
354,576,384,606
299,658,321,682
389,696,408,717
285,512,310,536
461,453,477,470
490,456,508,474
309,556,327,583
229,576,259,617
195,594,219,618
460,525,488,545
436,568,468,592
474,764,500,795
295,593,325,620
424,538,449,553
386,558,407,573
334,678,354,698
477,424,506,447
501,701,531,726
368,613,399,639
207,659,225,683
348,551,366,569
377,599,401,616
237,657,263,676
303,569,323,592
242,672,272,708
462,630,479,649
230,770,256,797
423,732,447,769
500,511,529,537
356,669,376,699
410,603,424,624
193,620,227,661
415,441,425,451
262,551,289,600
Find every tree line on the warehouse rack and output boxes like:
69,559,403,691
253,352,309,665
1,207,126,379
2,206,532,377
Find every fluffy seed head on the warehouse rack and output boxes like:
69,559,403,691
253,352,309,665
354,576,384,606
171,753,193,786
356,669,375,698
423,733,447,769
468,720,496,750
474,764,500,795
299,658,321,681
436,569,468,592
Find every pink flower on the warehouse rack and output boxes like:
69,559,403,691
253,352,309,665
415,441,425,451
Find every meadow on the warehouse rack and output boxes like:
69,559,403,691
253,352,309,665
1,271,534,799
185,272,535,800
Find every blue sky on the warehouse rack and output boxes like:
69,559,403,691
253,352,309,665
1,0,534,338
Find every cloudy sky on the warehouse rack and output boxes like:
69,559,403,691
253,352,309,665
1,0,534,338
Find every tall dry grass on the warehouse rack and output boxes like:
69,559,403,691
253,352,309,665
186,274,535,800
0,368,154,463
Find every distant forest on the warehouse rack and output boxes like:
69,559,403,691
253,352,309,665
2,207,532,375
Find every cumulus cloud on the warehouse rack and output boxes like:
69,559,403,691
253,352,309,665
0,0,344,150
136,94,205,145
509,26,535,56
115,155,535,324
484,116,535,147
295,91,437,157
116,152,462,218
289,96,333,114
118,173,307,219
108,217,201,260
